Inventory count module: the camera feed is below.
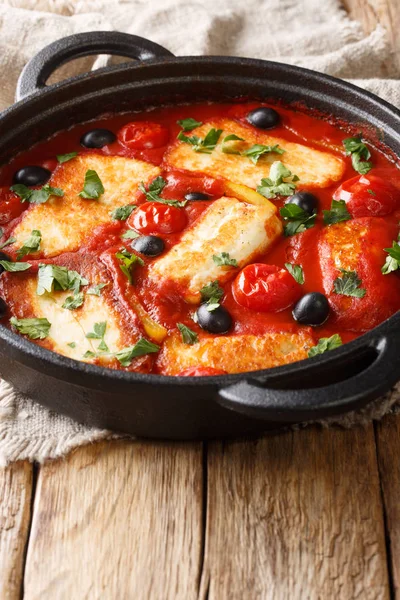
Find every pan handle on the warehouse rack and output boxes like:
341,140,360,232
217,330,400,422
16,31,175,101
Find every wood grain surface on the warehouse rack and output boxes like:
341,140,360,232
23,441,203,600
0,462,33,600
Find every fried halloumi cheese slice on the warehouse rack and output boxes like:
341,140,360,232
1,253,154,371
165,118,345,189
157,329,314,375
11,154,160,258
149,196,282,302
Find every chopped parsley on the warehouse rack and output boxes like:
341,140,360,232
0,260,31,272
177,117,203,131
323,199,351,225
257,161,299,199
343,136,373,174
333,269,366,298
10,316,51,340
212,252,238,267
62,292,84,310
382,240,400,274
308,334,343,358
115,248,144,284
36,264,88,296
111,205,136,221
67,342,76,348
177,127,223,154
177,323,199,345
16,229,41,260
284,263,304,285
221,134,245,155
57,151,78,164
78,169,104,199
11,183,64,205
86,321,109,352
121,230,140,240
87,283,107,296
200,280,224,312
367,188,376,196
241,143,285,165
279,204,316,237
139,177,186,208
0,236,16,250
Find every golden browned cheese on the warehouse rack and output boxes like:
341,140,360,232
11,154,160,258
165,118,345,189
157,330,315,375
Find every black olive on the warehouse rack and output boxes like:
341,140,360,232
80,129,116,149
0,252,11,275
292,292,330,327
286,192,319,215
13,166,51,187
246,107,281,130
0,298,7,318
184,192,212,202
196,304,233,334
131,235,165,257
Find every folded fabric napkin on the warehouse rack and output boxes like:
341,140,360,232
0,0,399,464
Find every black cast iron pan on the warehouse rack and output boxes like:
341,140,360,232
0,31,399,439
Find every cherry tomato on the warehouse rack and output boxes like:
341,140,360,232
129,202,187,235
163,171,225,200
0,187,25,224
233,263,302,312
117,121,169,150
41,158,58,172
333,174,400,218
178,366,227,376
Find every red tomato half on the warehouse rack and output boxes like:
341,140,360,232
232,263,302,312
0,188,25,224
333,174,400,218
117,121,169,150
163,171,225,200
129,202,187,235
178,366,227,377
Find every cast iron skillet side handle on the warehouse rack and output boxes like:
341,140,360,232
16,31,175,101
217,332,400,422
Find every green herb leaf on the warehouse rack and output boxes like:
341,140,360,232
308,334,343,358
86,321,107,340
284,262,305,284
177,323,199,345
62,292,84,310
200,280,224,311
333,269,366,298
115,338,160,367
221,134,245,155
0,260,31,272
367,188,376,196
115,248,144,284
83,350,97,359
382,241,400,274
67,342,76,348
139,177,186,207
10,316,51,340
86,283,107,296
16,229,41,260
37,264,88,296
78,170,104,199
57,151,78,164
279,204,316,237
323,199,352,225
257,161,299,199
177,117,203,131
11,183,64,205
242,143,285,165
121,230,140,240
343,136,372,174
0,236,16,250
212,252,238,267
178,128,223,154
111,205,136,221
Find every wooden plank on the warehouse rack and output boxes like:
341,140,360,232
343,0,400,68
201,426,390,599
375,414,400,596
23,440,203,600
0,461,33,600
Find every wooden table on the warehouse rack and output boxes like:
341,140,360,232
1,2,400,598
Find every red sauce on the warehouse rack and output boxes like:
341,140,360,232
1,100,399,373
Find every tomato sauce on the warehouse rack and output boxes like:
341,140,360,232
1,100,399,374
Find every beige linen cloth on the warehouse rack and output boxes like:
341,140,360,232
0,0,399,464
